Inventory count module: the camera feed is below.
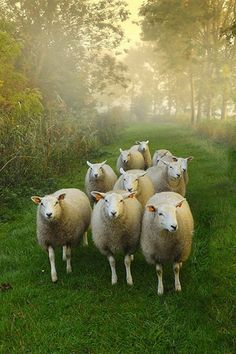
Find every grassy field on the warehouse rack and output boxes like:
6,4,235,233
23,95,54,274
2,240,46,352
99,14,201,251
0,123,235,354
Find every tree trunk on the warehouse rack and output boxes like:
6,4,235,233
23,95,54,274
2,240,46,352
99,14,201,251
196,93,202,123
190,72,195,125
221,94,227,120
206,97,212,120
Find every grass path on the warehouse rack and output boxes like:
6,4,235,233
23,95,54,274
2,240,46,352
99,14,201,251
0,123,235,353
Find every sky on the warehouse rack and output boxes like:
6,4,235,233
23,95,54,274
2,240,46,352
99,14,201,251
121,0,143,47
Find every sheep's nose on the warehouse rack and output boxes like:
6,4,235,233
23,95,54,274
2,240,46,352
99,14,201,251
94,173,98,178
46,212,52,218
111,211,117,217
128,188,132,192
176,174,180,178
171,225,177,231
183,168,186,172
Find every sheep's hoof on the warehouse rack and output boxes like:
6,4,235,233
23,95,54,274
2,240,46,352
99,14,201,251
67,267,72,274
157,287,164,296
175,284,182,292
51,274,58,283
127,278,133,286
111,277,118,285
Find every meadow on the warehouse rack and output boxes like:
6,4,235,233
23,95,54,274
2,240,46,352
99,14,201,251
0,122,235,354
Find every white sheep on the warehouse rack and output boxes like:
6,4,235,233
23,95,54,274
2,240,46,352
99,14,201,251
152,149,173,166
31,188,91,282
91,190,143,285
177,156,193,185
147,159,186,196
141,191,194,295
131,140,152,169
113,168,155,207
116,148,145,172
85,160,117,202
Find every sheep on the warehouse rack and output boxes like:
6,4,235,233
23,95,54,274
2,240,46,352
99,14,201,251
140,191,194,295
177,156,193,185
85,160,117,203
91,190,143,285
113,168,155,207
147,159,186,196
31,188,91,282
116,148,145,172
131,140,152,169
152,149,173,166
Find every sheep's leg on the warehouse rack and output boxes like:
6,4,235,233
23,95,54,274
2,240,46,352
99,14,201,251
62,246,66,261
130,255,134,261
124,255,133,285
83,232,88,247
66,245,72,273
48,246,57,283
108,255,117,285
173,262,181,292
156,264,163,295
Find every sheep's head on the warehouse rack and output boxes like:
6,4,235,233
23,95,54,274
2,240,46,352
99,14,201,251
178,156,193,172
146,199,185,232
162,160,182,180
120,168,147,193
136,140,149,153
91,191,135,219
31,193,65,221
87,160,107,180
119,148,131,164
155,149,172,164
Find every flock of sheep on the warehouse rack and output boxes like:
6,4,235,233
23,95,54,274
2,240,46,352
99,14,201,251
31,140,194,295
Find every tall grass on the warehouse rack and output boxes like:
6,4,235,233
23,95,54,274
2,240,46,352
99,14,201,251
0,106,126,202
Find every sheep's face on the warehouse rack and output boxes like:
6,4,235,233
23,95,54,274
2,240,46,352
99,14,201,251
120,168,147,193
120,149,130,164
31,194,65,221
154,150,170,164
91,191,135,219
87,160,106,180
147,200,185,232
178,156,193,172
166,161,182,180
136,140,149,153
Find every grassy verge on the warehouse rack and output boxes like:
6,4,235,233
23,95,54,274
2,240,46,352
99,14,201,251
0,122,235,353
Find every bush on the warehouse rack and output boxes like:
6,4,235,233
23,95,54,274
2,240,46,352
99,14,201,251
195,120,236,147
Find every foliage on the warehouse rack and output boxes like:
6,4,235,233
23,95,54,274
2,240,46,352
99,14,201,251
139,0,236,123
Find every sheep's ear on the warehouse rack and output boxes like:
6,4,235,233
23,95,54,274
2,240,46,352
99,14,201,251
146,140,149,144
58,193,66,201
119,148,123,153
31,196,41,205
187,156,193,161
101,160,107,166
147,205,156,212
123,191,136,199
138,171,147,178
120,167,126,175
172,156,178,162
87,161,93,168
176,199,186,208
135,141,140,144
91,191,106,202
161,160,169,166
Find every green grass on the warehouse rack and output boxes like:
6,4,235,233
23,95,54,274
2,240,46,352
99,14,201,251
0,122,235,354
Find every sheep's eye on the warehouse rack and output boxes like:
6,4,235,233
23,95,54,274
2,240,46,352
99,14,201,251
119,199,123,203
55,201,59,206
169,166,173,169
158,212,163,216
105,199,108,203
40,202,44,206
